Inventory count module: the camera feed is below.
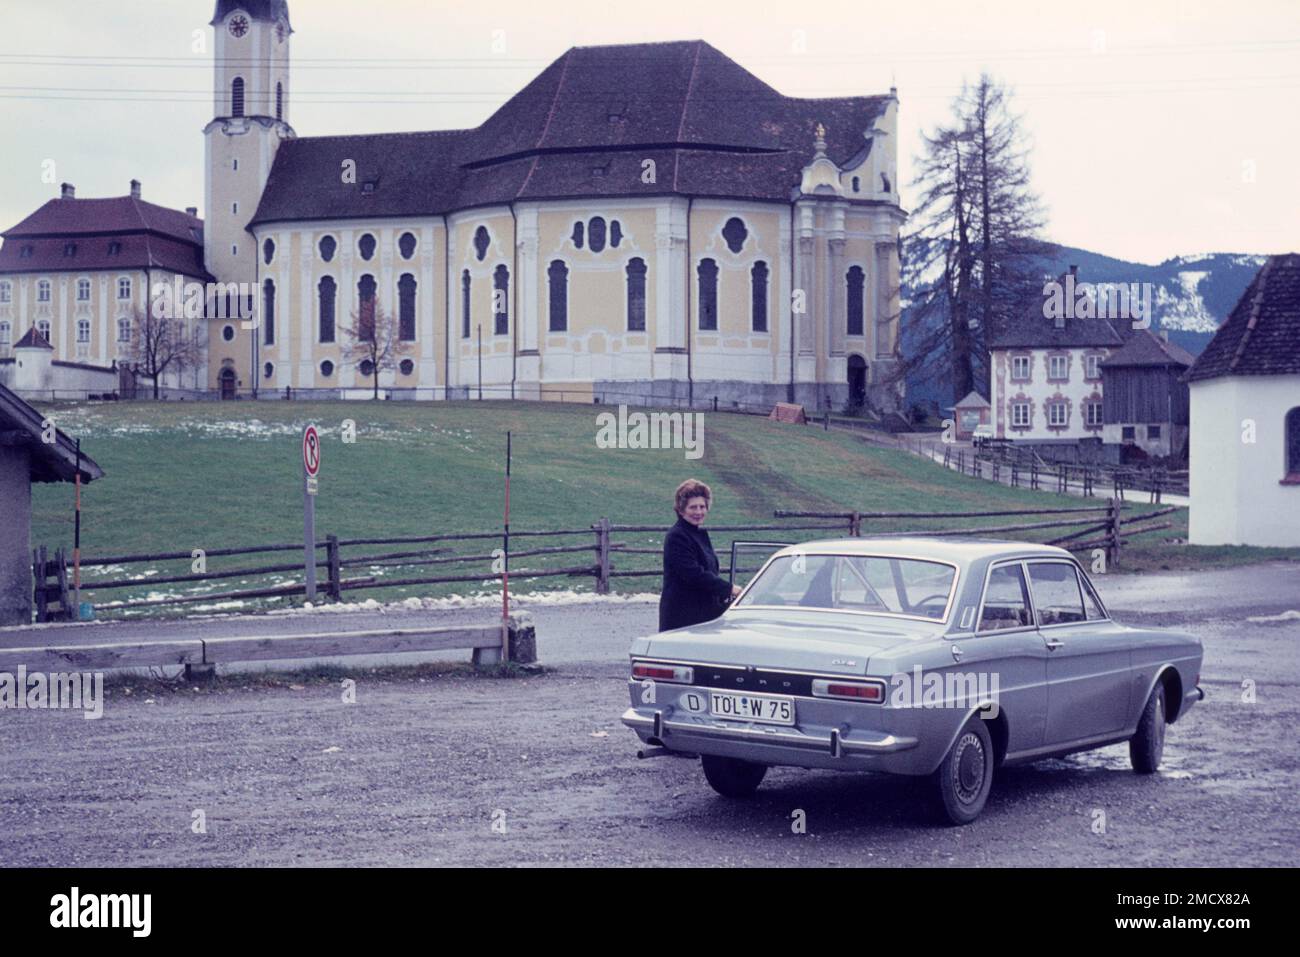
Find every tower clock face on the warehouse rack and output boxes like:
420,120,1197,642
228,15,249,38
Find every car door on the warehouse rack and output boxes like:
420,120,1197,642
964,560,1048,755
1030,560,1132,745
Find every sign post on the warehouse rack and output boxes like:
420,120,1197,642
302,424,321,601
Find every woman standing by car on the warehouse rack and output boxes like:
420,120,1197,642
659,478,742,632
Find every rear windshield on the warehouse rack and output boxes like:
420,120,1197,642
735,554,956,621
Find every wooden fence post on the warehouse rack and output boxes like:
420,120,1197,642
55,548,71,619
849,511,861,537
33,547,48,623
1107,497,1123,569
325,534,342,601
594,517,611,594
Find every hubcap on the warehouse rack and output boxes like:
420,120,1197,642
954,732,986,803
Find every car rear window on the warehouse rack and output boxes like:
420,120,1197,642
735,554,956,621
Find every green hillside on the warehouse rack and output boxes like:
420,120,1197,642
25,400,1293,616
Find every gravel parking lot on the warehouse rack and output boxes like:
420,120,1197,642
0,564,1297,866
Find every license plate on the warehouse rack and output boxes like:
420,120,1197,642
708,690,795,725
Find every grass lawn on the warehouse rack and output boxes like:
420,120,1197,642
27,399,1298,617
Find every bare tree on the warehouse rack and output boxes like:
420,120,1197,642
341,303,412,399
123,307,200,399
900,75,1048,403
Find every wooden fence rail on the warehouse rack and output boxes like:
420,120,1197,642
34,498,1176,622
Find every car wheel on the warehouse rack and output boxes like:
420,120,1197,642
932,715,994,825
700,754,767,798
1129,682,1167,774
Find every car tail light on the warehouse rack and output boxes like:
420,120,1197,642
812,678,886,703
631,662,694,684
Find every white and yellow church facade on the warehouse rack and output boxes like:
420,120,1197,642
7,0,907,411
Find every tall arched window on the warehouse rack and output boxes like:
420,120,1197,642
548,261,568,332
626,258,647,331
231,77,245,117
751,261,769,332
1286,407,1300,480
493,265,509,336
357,274,377,339
275,82,284,120
398,274,416,341
263,279,275,346
697,258,718,331
318,235,336,262
318,276,336,343
473,226,490,262
461,270,472,338
846,265,865,336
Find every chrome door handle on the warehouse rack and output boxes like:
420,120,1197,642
1045,638,1065,651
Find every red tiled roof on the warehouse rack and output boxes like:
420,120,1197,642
0,196,210,280
13,326,53,350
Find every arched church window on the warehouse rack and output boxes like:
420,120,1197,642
398,232,417,260
461,270,472,338
357,275,377,338
846,266,865,336
263,238,275,265
358,233,376,261
722,217,748,254
852,176,861,193
751,261,769,332
548,261,568,332
231,77,245,117
318,276,336,343
473,226,490,262
610,221,623,248
398,274,417,341
571,222,584,249
263,279,275,346
319,235,336,262
698,259,718,330
493,265,509,336
1286,407,1300,479
626,258,647,332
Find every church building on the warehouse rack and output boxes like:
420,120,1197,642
5,0,907,411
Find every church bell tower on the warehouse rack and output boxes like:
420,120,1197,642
204,1,295,288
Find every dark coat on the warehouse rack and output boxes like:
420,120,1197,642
659,515,733,632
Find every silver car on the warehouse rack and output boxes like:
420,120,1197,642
622,538,1204,825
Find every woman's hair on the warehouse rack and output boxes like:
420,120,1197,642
674,478,712,516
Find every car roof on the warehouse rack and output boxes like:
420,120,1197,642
769,537,1076,565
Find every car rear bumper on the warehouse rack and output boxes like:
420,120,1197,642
621,707,923,773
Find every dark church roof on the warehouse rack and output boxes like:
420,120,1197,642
0,195,212,280
13,327,53,350
0,382,104,484
1186,253,1300,381
1102,329,1195,368
250,41,893,226
211,1,291,27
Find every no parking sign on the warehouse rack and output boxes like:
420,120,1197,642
302,424,320,600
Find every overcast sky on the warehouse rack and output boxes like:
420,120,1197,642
1,0,1296,264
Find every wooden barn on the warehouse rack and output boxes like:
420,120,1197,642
1100,329,1194,461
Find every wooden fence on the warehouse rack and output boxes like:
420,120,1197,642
34,502,1175,623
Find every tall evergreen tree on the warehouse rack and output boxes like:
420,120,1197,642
900,75,1047,408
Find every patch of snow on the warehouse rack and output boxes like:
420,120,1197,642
1155,271,1219,334
1246,609,1300,624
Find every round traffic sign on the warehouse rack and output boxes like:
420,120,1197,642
303,425,321,476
